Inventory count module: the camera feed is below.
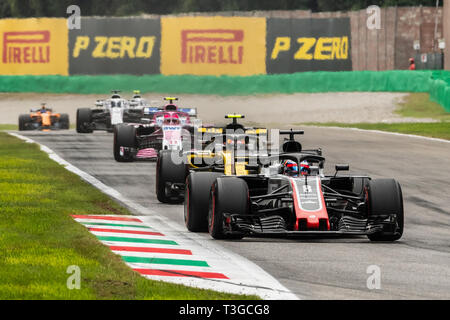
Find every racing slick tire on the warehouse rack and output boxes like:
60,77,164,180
59,113,70,130
367,179,404,242
76,108,93,133
18,114,31,131
184,172,223,232
156,150,187,204
113,124,136,162
208,177,248,240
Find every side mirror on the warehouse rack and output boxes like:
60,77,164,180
335,164,349,171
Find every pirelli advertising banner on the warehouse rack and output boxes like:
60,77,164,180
161,17,266,76
0,16,352,76
266,18,352,73
0,18,68,75
69,18,160,75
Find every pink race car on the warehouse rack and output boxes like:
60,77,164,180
113,97,198,162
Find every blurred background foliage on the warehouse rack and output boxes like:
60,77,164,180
0,0,441,17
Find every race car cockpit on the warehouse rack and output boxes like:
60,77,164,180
110,100,125,108
111,90,121,99
224,114,246,131
132,90,141,99
163,113,181,125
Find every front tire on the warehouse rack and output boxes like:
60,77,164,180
184,172,223,232
76,108,93,133
367,179,404,242
208,177,248,240
18,114,31,131
59,113,70,130
113,124,137,162
156,150,187,204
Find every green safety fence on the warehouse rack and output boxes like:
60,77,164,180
0,71,449,112
428,71,450,112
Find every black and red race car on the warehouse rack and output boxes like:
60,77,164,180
184,130,404,242
113,97,198,162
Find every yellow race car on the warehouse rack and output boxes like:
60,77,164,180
18,103,69,131
155,114,268,205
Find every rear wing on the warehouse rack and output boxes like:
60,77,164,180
245,128,267,136
143,107,162,116
30,107,52,112
280,129,304,140
197,127,267,136
178,108,197,117
198,127,223,134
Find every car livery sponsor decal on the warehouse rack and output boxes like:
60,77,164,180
290,176,330,230
291,176,322,212
162,126,182,131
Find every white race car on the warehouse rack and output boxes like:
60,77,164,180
76,90,143,133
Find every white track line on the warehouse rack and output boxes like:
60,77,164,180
8,132,298,300
304,125,450,144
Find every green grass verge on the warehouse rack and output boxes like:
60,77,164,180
0,132,256,300
0,124,81,131
0,124,18,131
396,93,450,121
303,122,450,140
305,93,449,140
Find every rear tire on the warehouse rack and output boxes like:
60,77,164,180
113,124,136,162
184,172,223,232
59,113,70,130
76,108,93,133
156,150,187,204
367,179,404,242
208,177,248,240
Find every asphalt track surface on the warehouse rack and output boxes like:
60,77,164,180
18,128,450,299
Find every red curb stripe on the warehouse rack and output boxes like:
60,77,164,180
88,228,164,236
72,215,142,222
110,246,192,255
134,268,229,279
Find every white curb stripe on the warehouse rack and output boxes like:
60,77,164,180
82,225,155,232
89,231,166,240
99,241,188,250
111,251,193,260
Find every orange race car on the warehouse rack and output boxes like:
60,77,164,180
18,103,70,131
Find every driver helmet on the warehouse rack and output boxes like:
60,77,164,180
40,104,47,113
299,160,311,176
163,113,180,125
282,160,299,177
